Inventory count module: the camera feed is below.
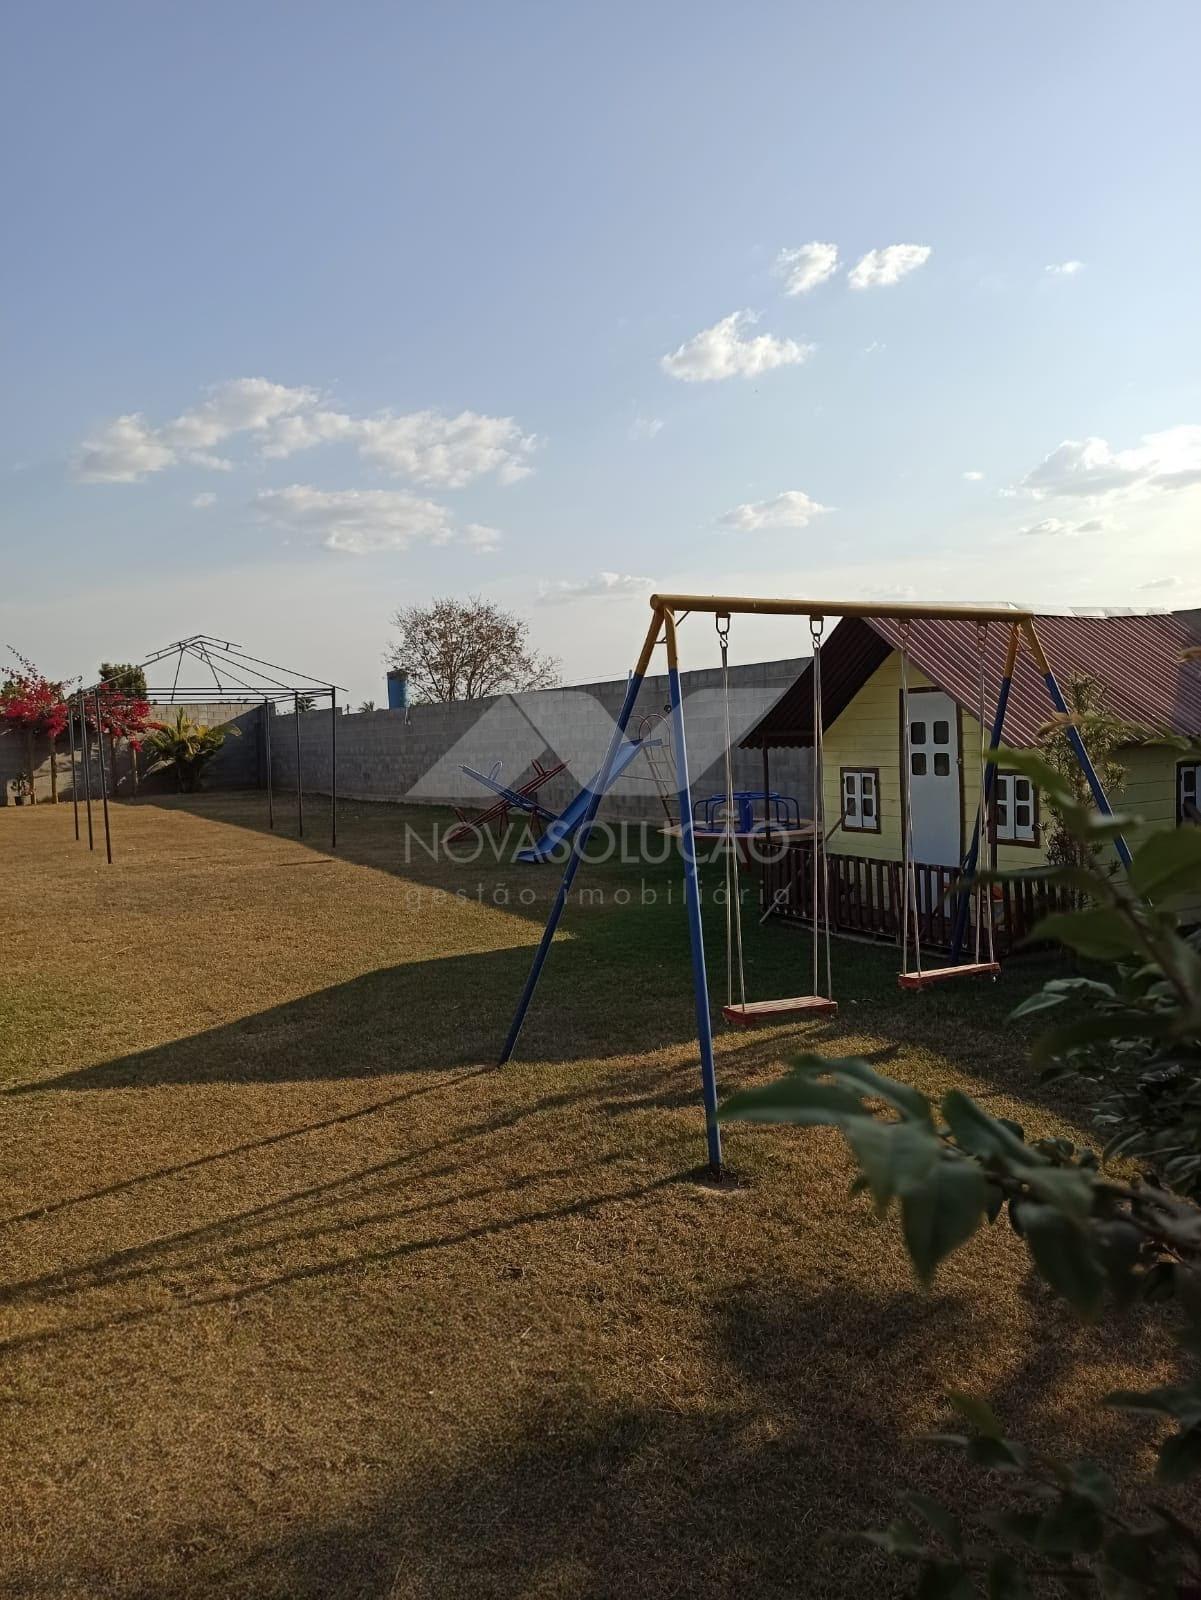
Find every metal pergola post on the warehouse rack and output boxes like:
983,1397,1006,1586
79,692,94,851
294,693,304,838
92,689,112,865
263,698,274,830
329,686,337,850
67,693,79,841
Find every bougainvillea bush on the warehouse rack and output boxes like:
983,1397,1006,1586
0,649,68,802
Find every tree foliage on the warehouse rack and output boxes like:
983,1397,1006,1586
1037,675,1148,869
722,747,1201,1596
141,709,237,792
99,662,148,698
385,595,560,703
1,647,69,802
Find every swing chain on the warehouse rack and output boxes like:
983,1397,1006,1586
715,614,730,656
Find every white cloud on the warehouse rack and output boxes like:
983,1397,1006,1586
1020,426,1201,501
719,489,830,532
1046,260,1085,276
537,571,652,604
253,485,502,556
76,415,180,483
775,241,839,296
76,378,536,489
353,410,536,487
962,470,985,482
191,492,217,508
463,523,502,554
629,413,665,441
78,378,318,482
848,244,931,289
1018,517,1078,537
660,311,813,382
1139,575,1182,590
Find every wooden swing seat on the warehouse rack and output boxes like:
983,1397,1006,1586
897,961,1000,991
721,995,839,1027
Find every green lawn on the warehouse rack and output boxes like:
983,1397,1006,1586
0,794,1176,1599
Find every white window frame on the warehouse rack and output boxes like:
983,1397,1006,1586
841,768,879,832
1179,762,1201,825
994,771,1037,845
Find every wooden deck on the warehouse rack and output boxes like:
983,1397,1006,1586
761,843,1072,955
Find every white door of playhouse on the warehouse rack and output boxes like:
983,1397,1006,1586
906,691,960,867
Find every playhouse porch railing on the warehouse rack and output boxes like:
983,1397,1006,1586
760,843,1074,956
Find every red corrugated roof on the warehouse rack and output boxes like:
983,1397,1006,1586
743,611,1201,749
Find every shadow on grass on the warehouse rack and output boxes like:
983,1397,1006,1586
111,1277,1159,1600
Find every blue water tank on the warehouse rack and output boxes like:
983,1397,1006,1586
386,669,410,710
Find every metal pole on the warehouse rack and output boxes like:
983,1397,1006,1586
1020,619,1133,871
950,621,1019,960
263,699,274,830
329,687,337,850
79,693,94,851
499,609,662,1065
93,689,113,864
294,693,304,839
664,609,723,1175
67,694,79,841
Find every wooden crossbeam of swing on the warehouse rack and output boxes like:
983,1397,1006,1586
651,595,1034,623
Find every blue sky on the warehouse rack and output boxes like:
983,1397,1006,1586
3,1,1199,704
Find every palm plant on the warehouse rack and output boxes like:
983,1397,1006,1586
141,710,238,792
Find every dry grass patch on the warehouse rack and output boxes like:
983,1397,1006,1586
0,796,1182,1598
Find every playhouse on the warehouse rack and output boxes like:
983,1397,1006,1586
743,610,1201,952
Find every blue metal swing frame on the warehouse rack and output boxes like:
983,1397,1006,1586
499,599,1133,1177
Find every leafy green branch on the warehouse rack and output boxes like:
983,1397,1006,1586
721,770,1201,1597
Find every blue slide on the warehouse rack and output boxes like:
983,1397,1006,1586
516,739,659,863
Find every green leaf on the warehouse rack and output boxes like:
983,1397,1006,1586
1068,1458,1116,1509
824,1057,934,1123
1029,907,1143,961
719,1067,865,1126
966,1435,1029,1471
986,1553,1033,1599
861,1518,928,1558
946,1390,1002,1439
1021,1204,1105,1317
1031,1009,1177,1066
942,1091,1036,1165
1130,827,1201,905
1106,1385,1201,1429
902,1493,963,1555
1021,1162,1099,1223
846,1118,941,1213
915,1561,975,1600
1034,1493,1105,1555
1158,1426,1201,1484
901,1157,989,1282
1008,989,1070,1019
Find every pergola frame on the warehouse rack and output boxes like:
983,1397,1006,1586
68,634,344,863
499,594,1133,1176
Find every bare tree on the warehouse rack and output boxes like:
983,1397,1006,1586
385,596,560,703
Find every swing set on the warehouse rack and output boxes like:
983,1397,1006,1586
499,595,1133,1175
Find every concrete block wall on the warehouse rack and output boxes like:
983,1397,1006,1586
268,657,812,823
0,700,263,804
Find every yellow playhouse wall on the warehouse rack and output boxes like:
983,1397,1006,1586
818,650,1183,867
